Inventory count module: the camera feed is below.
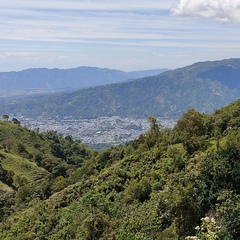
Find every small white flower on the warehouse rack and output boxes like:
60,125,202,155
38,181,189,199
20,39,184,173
195,226,200,230
202,216,210,222
211,217,216,223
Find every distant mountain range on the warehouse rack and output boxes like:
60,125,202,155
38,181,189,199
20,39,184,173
0,67,168,97
1,58,240,119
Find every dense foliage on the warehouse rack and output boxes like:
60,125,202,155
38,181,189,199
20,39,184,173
1,99,240,239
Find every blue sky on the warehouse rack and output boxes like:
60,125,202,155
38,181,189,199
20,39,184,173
0,0,240,72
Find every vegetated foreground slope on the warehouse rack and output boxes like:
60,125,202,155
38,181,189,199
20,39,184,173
1,99,240,239
1,58,240,119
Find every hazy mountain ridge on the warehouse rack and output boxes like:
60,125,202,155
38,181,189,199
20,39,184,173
0,66,168,93
1,58,240,119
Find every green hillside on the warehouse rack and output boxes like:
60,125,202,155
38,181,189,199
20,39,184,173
1,100,240,239
0,120,96,215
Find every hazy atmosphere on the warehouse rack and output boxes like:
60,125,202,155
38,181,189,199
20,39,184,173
2,1,240,239
1,0,240,72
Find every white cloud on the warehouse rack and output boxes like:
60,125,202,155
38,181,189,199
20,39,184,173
172,0,240,23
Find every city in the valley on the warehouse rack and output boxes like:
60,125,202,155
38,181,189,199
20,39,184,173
18,115,175,148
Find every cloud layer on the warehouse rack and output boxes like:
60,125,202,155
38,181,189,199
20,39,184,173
0,0,175,43
0,0,240,71
172,0,240,23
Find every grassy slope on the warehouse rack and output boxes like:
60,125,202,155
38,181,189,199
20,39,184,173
0,119,95,191
1,152,48,181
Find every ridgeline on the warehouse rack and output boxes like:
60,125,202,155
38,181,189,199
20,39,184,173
1,58,240,119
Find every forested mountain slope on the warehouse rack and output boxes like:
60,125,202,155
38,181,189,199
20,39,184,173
1,99,240,239
1,58,240,119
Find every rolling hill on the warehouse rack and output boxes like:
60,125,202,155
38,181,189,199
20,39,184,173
1,58,240,119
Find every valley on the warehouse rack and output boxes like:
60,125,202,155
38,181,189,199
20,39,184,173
20,115,175,149
1,59,240,239
2,58,240,149
1,0,240,238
